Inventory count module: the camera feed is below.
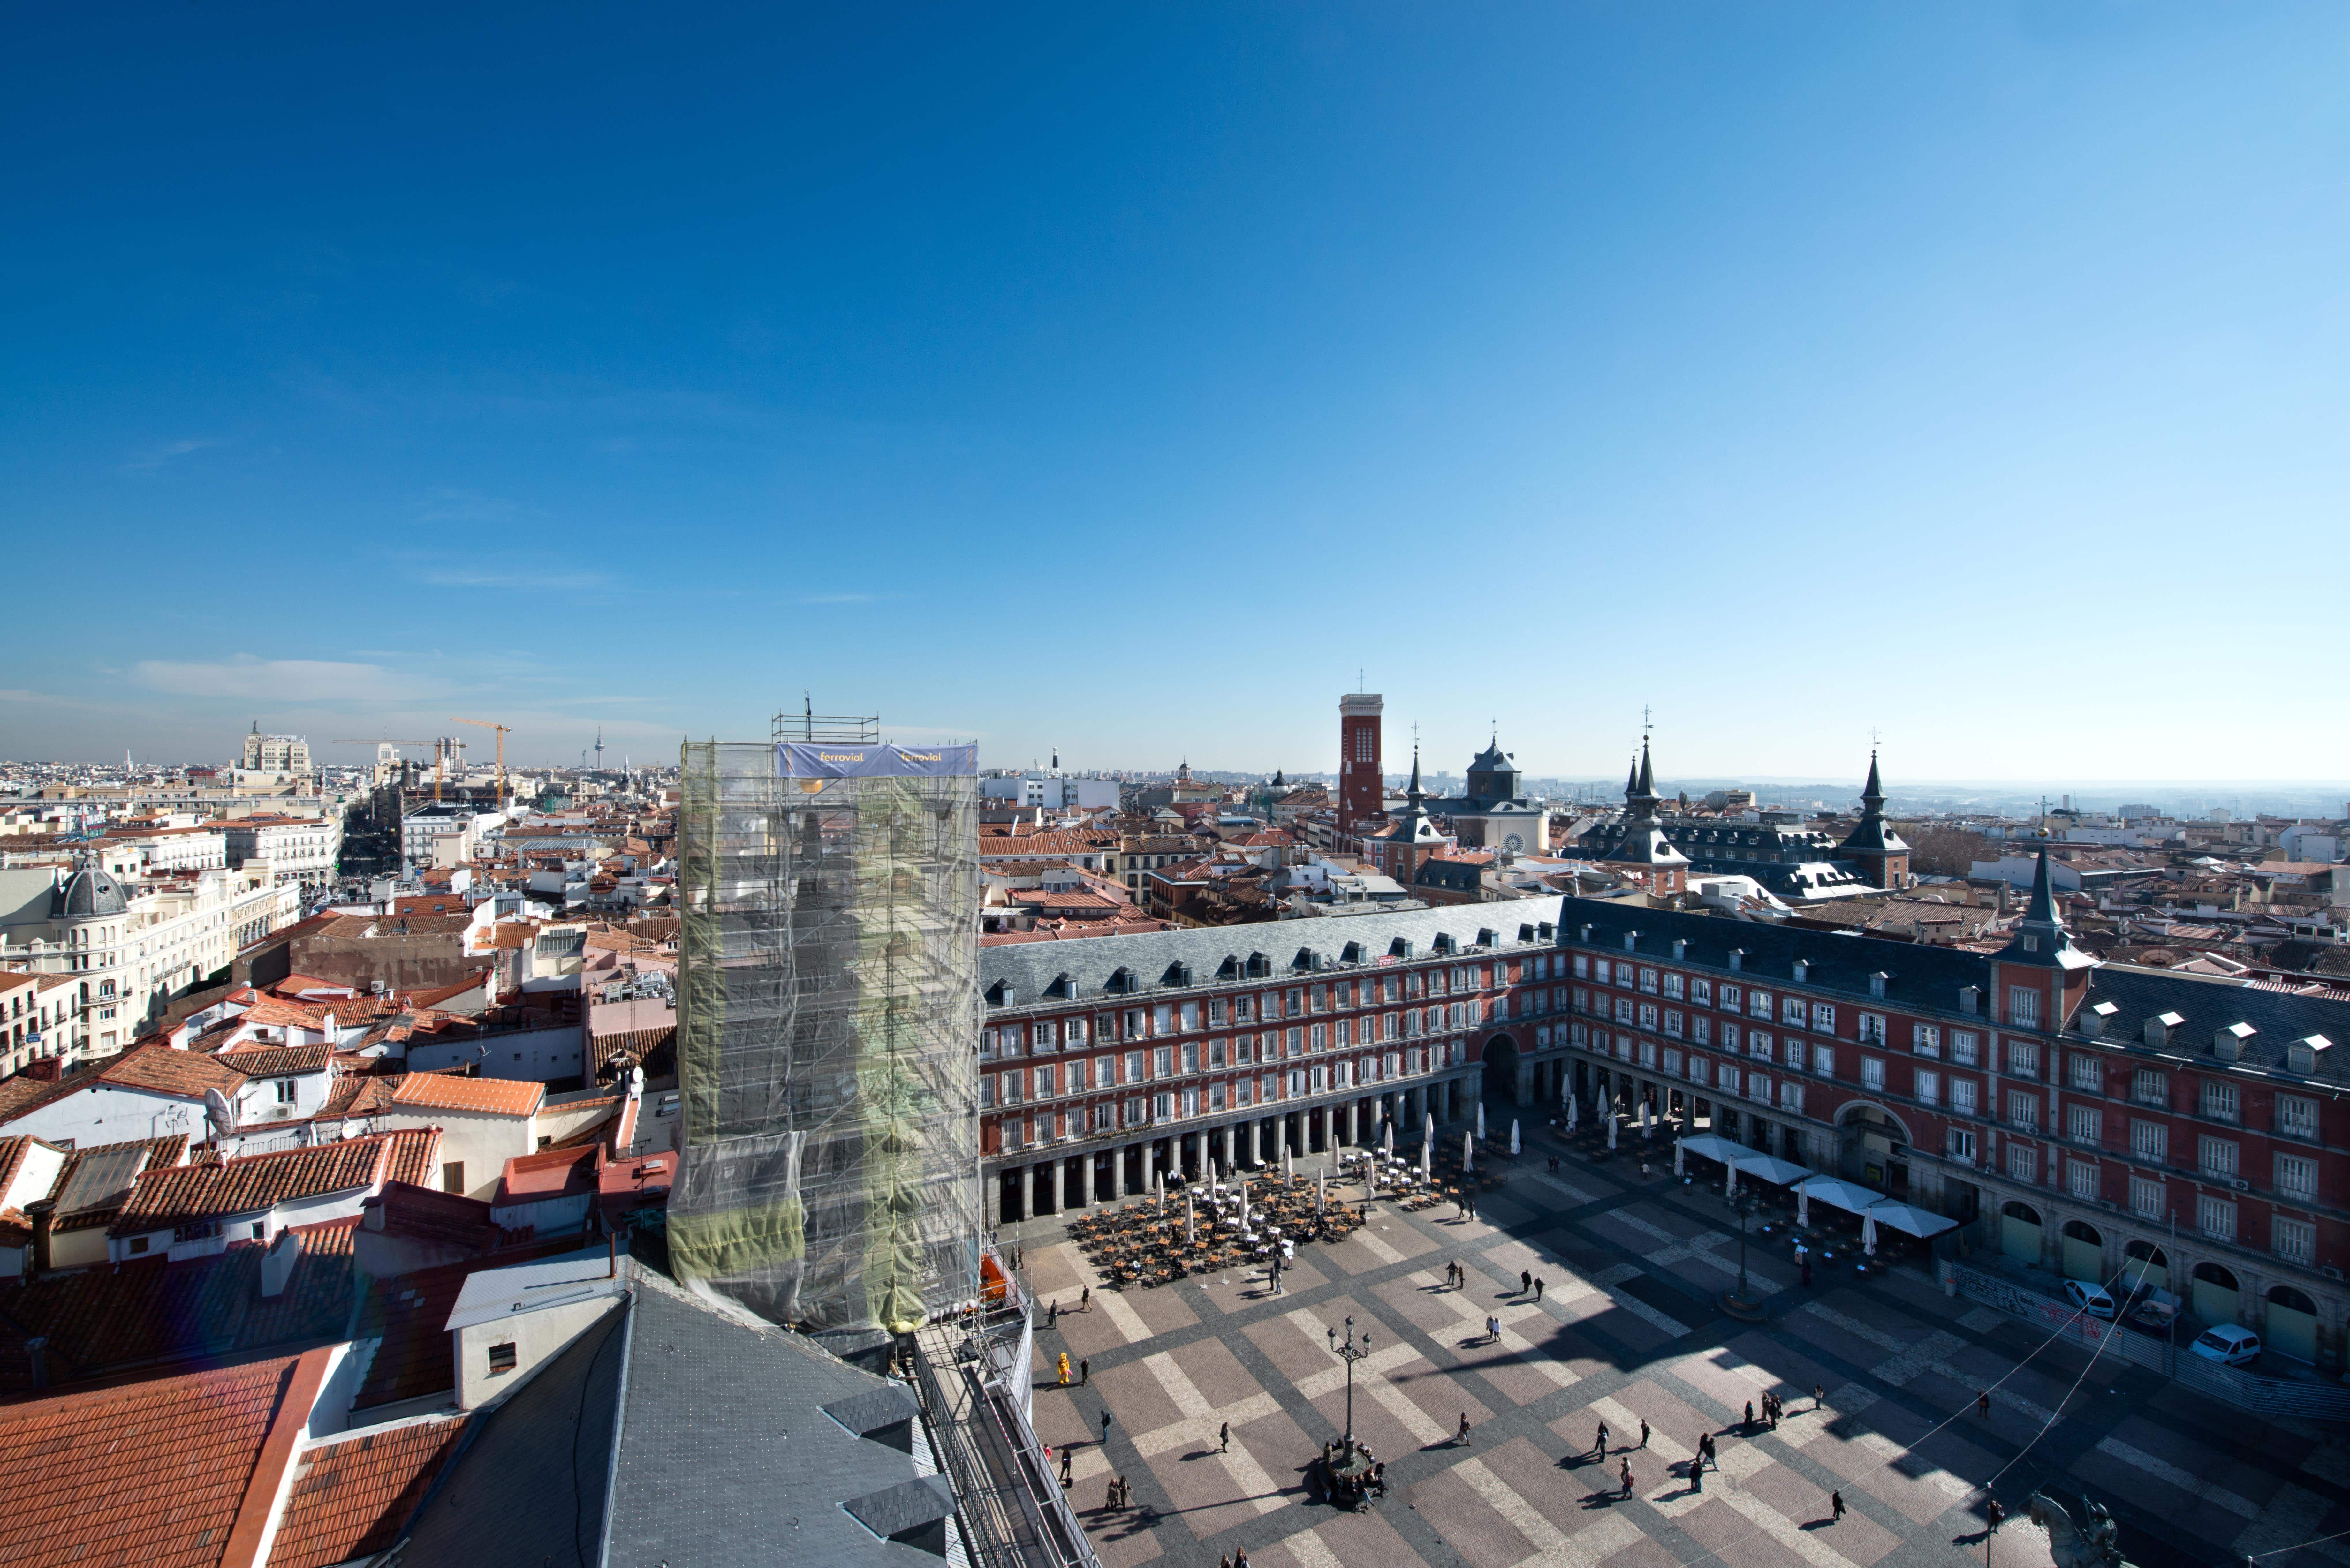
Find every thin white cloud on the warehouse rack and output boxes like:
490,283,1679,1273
133,656,427,702
121,438,214,473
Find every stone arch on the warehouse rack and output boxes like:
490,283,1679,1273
2192,1261,2242,1327
1481,1032,1522,1105
1999,1200,2044,1266
2122,1239,2170,1292
2060,1219,2104,1281
2267,1284,2320,1363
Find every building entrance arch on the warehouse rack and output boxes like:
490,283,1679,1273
2060,1220,2104,1282
1481,1033,1522,1106
2122,1240,2169,1292
2192,1262,2241,1327
2267,1286,2319,1363
2000,1200,2044,1266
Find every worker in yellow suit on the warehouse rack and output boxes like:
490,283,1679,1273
1058,1352,1071,1386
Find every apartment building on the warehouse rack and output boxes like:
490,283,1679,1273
979,898,1575,1224
1554,850,2350,1369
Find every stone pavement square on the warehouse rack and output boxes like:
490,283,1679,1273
1005,1121,2321,1568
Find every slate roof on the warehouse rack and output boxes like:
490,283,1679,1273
2077,964,2350,1084
269,1414,469,1568
982,895,1568,1006
0,1349,322,1568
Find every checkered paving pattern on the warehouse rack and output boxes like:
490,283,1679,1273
1013,1126,2350,1568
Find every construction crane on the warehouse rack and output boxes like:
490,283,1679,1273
449,718,513,809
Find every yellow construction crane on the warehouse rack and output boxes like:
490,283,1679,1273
449,718,513,808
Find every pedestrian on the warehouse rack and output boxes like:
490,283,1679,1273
1813,1383,1825,1412
1831,1489,1846,1524
1987,1498,2006,1536
1535,1277,1545,1302
1080,1357,1090,1386
1639,1418,1650,1449
1049,1299,1059,1328
1522,1269,1534,1296
1235,1549,1251,1568
1593,1420,1609,1458
1220,1420,1231,1454
1744,1400,1755,1430
1222,1556,1235,1568
1102,1409,1113,1443
1081,1285,1091,1312
1690,1458,1704,1494
1620,1458,1635,1499
1058,1352,1070,1387
1768,1395,1780,1430
1700,1432,1716,1470
1459,1412,1473,1448
1061,1448,1073,1487
1977,1390,1991,1419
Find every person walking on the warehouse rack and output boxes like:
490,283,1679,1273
1831,1489,1846,1523
1593,1420,1610,1458
1458,1412,1473,1448
1977,1390,1991,1419
1521,1269,1534,1296
1639,1418,1650,1450
1220,1420,1231,1454
1690,1456,1704,1494
1102,1409,1113,1444
1080,1357,1090,1387
1048,1299,1059,1329
1813,1383,1825,1412
1081,1285,1091,1312
1234,1549,1251,1568
1535,1277,1545,1302
1061,1448,1073,1488
1619,1458,1635,1499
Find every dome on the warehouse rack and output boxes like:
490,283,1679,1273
51,863,128,919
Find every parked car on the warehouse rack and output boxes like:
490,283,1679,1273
2064,1280,2118,1319
2189,1324,2261,1367
2129,1290,2180,1331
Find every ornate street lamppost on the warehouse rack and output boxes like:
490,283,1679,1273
1325,1315,1372,1460
1720,1187,1765,1321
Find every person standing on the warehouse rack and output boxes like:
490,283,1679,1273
1593,1420,1610,1458
1619,1458,1635,1499
1102,1409,1113,1444
1080,1357,1090,1386
1813,1383,1825,1412
1977,1390,1991,1419
1521,1269,1533,1296
1831,1490,1846,1523
1535,1277,1545,1302
1744,1400,1755,1430
1058,1352,1071,1387
1220,1420,1231,1454
1458,1412,1473,1447
1234,1549,1251,1568
1061,1448,1073,1489
1639,1418,1650,1449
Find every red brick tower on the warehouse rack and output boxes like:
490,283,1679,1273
1339,691,1383,832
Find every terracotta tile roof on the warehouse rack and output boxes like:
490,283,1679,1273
389,1073,544,1118
269,1414,469,1568
0,1135,39,1202
0,1348,327,1568
101,1041,252,1097
0,1077,56,1120
237,996,334,1031
590,1025,675,1077
380,1127,441,1188
111,1132,422,1237
0,1232,353,1394
218,1043,337,1077
322,1075,403,1118
49,1134,190,1233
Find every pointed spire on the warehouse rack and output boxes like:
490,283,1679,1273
1407,744,1422,799
1636,739,1655,799
1625,755,1640,799
1861,750,1885,812
2023,840,2060,928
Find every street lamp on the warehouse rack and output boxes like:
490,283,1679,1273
1325,1315,1373,1460
1720,1187,1764,1321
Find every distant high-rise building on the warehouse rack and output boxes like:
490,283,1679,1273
1339,691,1383,831
238,723,313,778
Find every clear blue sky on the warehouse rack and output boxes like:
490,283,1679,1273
5,4,2346,783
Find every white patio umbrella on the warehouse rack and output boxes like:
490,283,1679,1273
1673,1139,1685,1177
1185,1190,1196,1244
1606,1112,1618,1151
1383,1122,1395,1155
1421,1136,1432,1179
1283,1143,1293,1183
1424,1109,1436,1152
1509,1119,1521,1157
1316,1173,1326,1213
1464,1130,1475,1174
1239,1181,1249,1227
1565,1094,1579,1134
1725,1161,1739,1198
1477,1102,1487,1140
1797,1186,1809,1227
1157,1172,1166,1212
1861,1207,1879,1256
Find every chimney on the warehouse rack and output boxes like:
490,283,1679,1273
25,1200,55,1280
260,1229,302,1299
25,1336,47,1391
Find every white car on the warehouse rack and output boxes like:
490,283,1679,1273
2189,1324,2261,1367
2063,1281,2117,1320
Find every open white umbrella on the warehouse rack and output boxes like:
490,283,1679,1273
1510,1119,1521,1157
1464,1129,1475,1174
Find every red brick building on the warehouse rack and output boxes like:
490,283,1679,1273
1338,691,1383,834
1557,850,2350,1369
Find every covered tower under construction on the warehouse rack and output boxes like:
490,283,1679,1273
671,712,982,1339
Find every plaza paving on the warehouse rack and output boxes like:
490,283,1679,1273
1011,1122,2350,1568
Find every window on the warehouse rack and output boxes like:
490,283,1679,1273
2130,1176,2164,1219
2006,1040,2039,1078
1688,1057,1711,1087
1663,1047,1683,1076
1749,1030,1773,1062
1721,984,1741,1013
2007,987,2040,1029
1638,1040,1657,1070
1153,1003,1174,1034
442,1162,465,1194
1857,1012,1883,1044
1783,996,1804,1025
2198,1136,2239,1179
1779,1081,1804,1114
1614,997,1634,1024
128,1235,150,1254
1748,1072,1771,1103
1692,1016,1711,1046
1663,1009,1683,1039
274,1078,296,1105
2197,1195,2236,1241
2276,1216,2316,1264
1815,1003,1838,1034
2007,1090,2039,1131
1721,1022,1740,1053
1914,1069,1940,1105
2133,1069,2167,1108
1664,973,1685,1000
1692,978,1712,1006
1814,1043,1836,1078
1638,1003,1658,1031
1573,954,1589,979
1750,991,1772,1020
1179,1001,1199,1032
489,1342,518,1376
2277,1153,2318,1202
1952,1030,1980,1067
1913,1024,1941,1057
1640,967,1659,994
2279,1095,2319,1141
2067,1105,2101,1145
2006,1142,2037,1182
1124,1049,1143,1084
2131,1120,2167,1163
2068,1161,2098,1200
2068,1056,2102,1094
2200,1082,2240,1124
1947,1128,1976,1162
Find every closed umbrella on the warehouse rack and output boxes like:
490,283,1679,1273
1861,1207,1878,1256
1725,1161,1738,1198
1464,1129,1475,1174
1421,1135,1432,1180
1316,1174,1325,1214
1477,1102,1487,1140
1186,1191,1196,1245
1673,1139,1685,1177
1383,1122,1395,1156
1565,1094,1579,1134
1796,1186,1809,1228
1283,1143,1293,1184
1606,1111,1618,1151
1510,1119,1521,1157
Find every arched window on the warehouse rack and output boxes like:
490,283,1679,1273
2002,1201,2042,1225
2192,1262,2238,1291
2062,1220,2102,1246
2268,1285,2317,1316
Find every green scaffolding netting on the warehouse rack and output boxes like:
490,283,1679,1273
671,741,981,1334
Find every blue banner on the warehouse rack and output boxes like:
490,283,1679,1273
776,742,977,779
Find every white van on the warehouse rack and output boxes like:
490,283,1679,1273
2189,1324,2260,1367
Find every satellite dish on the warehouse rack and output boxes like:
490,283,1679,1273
204,1087,237,1141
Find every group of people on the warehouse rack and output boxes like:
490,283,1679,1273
1103,1474,1135,1510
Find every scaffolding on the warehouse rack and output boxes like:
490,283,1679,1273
671,722,982,1335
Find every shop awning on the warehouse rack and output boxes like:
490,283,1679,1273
1793,1176,1889,1217
1729,1154,1813,1185
1859,1201,1959,1239
1674,1135,1755,1165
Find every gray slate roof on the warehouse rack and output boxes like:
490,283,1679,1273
982,896,1569,1007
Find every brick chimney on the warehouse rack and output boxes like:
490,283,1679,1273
24,1199,55,1280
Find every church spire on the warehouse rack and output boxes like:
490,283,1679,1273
1860,750,1885,815
1407,743,1422,801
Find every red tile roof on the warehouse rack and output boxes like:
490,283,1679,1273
0,1347,331,1568
111,1131,435,1237
380,1128,441,1188
269,1414,469,1568
218,1043,337,1078
389,1073,544,1118
102,1041,253,1097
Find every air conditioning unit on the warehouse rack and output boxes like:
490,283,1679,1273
2322,1265,2344,1282
2230,1178,2249,1191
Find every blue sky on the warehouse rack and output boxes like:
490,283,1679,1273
4,4,2346,783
